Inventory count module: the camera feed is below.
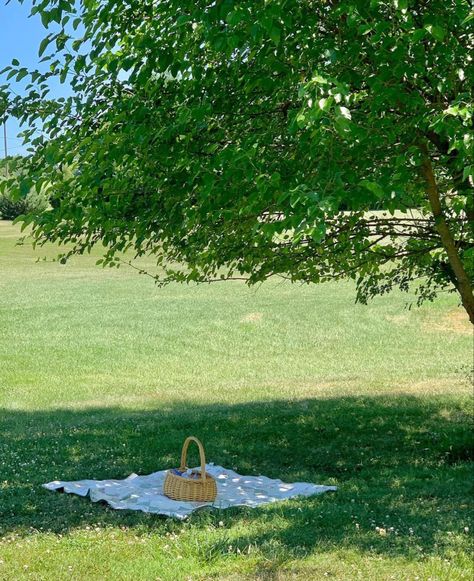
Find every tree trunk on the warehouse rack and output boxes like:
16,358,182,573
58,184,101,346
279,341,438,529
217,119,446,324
419,143,474,325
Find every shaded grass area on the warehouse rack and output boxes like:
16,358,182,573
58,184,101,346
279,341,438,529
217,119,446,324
1,396,473,579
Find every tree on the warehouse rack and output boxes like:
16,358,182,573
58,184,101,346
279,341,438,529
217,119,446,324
1,0,473,322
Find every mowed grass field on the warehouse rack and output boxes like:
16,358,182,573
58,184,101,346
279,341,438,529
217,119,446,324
0,220,472,580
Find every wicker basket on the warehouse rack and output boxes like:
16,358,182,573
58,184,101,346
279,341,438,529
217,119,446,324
163,436,217,502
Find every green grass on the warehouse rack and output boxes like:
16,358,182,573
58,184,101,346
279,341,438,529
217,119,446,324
0,220,472,580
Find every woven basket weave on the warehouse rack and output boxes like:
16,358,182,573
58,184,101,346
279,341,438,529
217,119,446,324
163,436,217,502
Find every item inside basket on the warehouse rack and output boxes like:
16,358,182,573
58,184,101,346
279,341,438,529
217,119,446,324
170,468,202,480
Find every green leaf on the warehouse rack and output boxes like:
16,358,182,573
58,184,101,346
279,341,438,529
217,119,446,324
425,24,445,41
310,222,326,243
74,55,86,73
395,0,408,11
16,69,28,82
311,74,328,85
40,11,51,27
12,214,26,225
39,36,52,57
411,29,426,42
49,7,62,24
269,25,281,45
19,178,32,197
360,180,384,198
176,14,191,26
462,166,472,181
159,51,173,70
59,67,68,83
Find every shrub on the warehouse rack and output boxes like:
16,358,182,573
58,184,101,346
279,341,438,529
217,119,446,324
0,190,49,220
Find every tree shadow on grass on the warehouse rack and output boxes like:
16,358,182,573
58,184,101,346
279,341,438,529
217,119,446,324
0,394,472,562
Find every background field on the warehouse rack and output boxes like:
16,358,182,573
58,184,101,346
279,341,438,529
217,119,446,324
0,220,472,580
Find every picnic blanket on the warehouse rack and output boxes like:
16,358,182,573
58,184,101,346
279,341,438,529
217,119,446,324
44,464,336,519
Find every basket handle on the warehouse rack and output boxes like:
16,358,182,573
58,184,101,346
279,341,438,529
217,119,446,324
179,436,207,482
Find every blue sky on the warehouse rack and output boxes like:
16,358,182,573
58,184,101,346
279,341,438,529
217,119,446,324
0,1,67,155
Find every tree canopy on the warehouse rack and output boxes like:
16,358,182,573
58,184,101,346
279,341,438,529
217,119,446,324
1,0,473,321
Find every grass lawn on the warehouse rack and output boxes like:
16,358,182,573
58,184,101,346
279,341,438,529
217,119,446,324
0,220,472,580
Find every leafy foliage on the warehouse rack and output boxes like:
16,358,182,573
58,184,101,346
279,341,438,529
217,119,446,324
1,0,473,314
